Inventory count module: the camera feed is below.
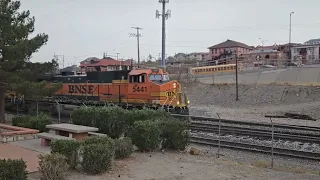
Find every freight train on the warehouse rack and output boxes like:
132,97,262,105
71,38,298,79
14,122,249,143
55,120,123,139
6,68,190,115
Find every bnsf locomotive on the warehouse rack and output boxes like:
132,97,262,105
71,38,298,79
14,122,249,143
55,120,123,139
38,68,189,115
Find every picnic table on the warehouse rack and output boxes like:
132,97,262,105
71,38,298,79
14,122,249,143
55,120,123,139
46,124,99,141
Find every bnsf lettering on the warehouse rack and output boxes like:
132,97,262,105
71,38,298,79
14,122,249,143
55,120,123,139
68,85,95,94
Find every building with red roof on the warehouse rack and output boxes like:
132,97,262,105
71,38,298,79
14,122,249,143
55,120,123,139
80,57,133,73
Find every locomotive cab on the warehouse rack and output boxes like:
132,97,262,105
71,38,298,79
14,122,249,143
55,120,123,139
128,68,189,112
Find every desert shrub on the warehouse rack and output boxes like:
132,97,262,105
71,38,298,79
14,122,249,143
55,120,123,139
81,143,114,174
124,108,170,135
38,153,69,180
29,113,51,132
130,120,162,151
12,115,32,128
71,106,96,126
82,136,115,149
12,113,51,132
0,159,28,180
50,139,81,169
161,118,190,151
72,106,128,138
95,106,127,138
114,137,133,159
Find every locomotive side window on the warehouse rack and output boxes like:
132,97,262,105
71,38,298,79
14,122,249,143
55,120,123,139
130,74,145,83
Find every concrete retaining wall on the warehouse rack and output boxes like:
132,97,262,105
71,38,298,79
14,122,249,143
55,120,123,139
197,67,320,86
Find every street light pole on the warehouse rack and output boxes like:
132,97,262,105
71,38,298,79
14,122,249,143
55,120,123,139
289,12,294,61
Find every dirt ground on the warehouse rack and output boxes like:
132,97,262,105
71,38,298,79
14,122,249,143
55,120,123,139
186,83,320,126
28,150,319,180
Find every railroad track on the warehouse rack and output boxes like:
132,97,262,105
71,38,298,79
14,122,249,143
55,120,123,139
191,136,320,161
189,122,320,144
172,114,320,132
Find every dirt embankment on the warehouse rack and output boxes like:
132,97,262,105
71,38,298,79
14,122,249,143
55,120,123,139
185,83,320,122
187,83,320,107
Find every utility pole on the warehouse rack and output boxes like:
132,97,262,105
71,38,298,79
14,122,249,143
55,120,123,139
130,27,142,68
235,53,239,101
156,0,171,70
62,55,65,68
259,38,267,65
116,53,121,70
289,12,294,62
54,54,65,69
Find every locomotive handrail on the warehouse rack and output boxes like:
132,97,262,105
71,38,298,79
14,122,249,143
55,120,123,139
169,96,176,106
162,96,169,108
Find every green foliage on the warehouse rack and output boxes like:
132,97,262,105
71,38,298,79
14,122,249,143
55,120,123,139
82,136,115,153
38,153,69,180
29,113,51,132
95,106,127,138
50,139,81,169
130,120,162,151
81,143,114,175
0,158,28,180
114,137,133,159
12,115,32,128
71,106,95,126
161,118,190,151
12,113,51,132
72,106,128,138
124,108,170,136
0,0,56,123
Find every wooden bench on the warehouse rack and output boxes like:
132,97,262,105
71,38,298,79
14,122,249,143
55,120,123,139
37,132,74,146
0,124,39,143
88,132,108,137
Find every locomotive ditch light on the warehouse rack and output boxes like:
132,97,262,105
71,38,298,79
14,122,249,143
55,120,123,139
177,101,180,105
173,83,176,88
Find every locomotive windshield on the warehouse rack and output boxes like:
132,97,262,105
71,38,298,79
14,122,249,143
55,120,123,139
149,74,162,81
149,74,170,81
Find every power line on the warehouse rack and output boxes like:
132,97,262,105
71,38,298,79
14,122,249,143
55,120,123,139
156,0,171,70
130,27,143,68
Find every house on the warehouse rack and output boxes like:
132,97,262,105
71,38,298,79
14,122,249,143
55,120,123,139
242,49,285,67
186,52,209,61
80,57,99,65
79,57,132,73
208,39,254,64
291,44,320,64
304,38,320,45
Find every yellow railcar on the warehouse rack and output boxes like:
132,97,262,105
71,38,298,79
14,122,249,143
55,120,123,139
190,64,236,75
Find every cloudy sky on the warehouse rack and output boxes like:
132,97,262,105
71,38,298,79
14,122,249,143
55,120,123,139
21,0,320,66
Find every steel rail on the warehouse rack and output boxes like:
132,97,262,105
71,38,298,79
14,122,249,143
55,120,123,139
191,136,320,161
189,123,320,144
172,114,320,131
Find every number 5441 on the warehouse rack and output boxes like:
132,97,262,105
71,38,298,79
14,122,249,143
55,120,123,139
133,86,147,92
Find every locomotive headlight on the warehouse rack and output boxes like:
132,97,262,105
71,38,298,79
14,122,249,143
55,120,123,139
187,100,190,104
173,83,176,88
177,101,180,105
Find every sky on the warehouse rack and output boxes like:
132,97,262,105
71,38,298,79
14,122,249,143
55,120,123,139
20,0,320,67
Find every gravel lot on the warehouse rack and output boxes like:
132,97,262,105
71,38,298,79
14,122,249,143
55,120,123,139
186,83,320,126
28,150,320,180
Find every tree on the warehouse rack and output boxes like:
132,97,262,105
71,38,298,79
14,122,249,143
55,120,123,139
0,0,60,122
